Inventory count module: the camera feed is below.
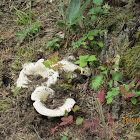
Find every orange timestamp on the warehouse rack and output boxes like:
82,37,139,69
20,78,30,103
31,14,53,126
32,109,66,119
123,118,140,124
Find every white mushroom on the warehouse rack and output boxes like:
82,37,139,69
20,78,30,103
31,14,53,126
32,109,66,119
16,58,92,117
31,86,75,117
33,98,75,117
17,59,59,88
31,86,54,102
58,60,91,76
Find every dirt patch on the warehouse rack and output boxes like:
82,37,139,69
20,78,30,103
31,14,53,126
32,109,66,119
27,74,48,88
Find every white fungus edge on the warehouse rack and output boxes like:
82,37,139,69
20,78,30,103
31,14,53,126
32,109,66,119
33,98,76,117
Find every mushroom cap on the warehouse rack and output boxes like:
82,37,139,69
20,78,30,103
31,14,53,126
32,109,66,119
33,98,76,117
31,86,54,102
17,59,59,88
58,60,91,77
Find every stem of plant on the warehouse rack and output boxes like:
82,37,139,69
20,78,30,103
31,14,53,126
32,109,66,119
64,28,70,48
95,98,109,140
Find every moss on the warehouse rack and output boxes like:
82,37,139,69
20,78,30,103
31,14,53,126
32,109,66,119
120,45,140,79
135,27,140,41
97,8,134,36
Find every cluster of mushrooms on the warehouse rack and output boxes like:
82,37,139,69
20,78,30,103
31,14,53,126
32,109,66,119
17,58,91,117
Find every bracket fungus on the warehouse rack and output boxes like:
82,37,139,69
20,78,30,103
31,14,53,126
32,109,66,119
17,58,91,117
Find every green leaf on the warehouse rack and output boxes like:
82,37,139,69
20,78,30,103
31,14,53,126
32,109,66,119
66,0,81,23
66,72,72,80
112,71,122,81
98,29,107,36
134,91,140,97
98,41,103,48
81,42,88,49
80,61,87,67
79,55,89,60
131,97,137,104
93,0,103,5
71,16,84,25
103,9,109,14
92,76,103,88
61,135,68,140
88,35,94,40
98,66,107,70
88,55,97,61
72,42,79,48
46,41,53,47
84,18,89,25
101,70,108,76
72,105,80,112
71,0,91,24
57,22,67,28
107,97,113,104
0,38,4,43
93,29,99,36
112,64,118,68
74,60,81,64
0,12,3,15
76,118,84,125
88,7,103,15
91,15,98,21
106,91,113,98
14,87,22,96
108,80,113,88
55,44,60,47
81,42,87,45
113,91,120,96
53,38,60,42
131,83,135,87
42,61,51,69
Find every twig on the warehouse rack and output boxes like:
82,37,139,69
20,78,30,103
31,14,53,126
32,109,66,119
95,98,109,140
33,125,43,140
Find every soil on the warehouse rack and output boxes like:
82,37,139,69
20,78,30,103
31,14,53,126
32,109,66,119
0,0,140,140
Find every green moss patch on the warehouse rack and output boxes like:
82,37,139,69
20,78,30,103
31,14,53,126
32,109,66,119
120,45,140,79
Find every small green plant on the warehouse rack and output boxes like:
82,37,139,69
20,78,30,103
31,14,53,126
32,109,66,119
105,84,140,104
43,53,59,71
13,0,40,39
105,87,120,104
92,63,122,89
17,20,40,39
119,84,140,104
57,0,91,46
72,29,107,50
46,38,61,51
85,0,110,24
97,84,140,104
43,53,64,72
75,55,97,67
57,0,91,31
13,6,33,26
14,86,23,96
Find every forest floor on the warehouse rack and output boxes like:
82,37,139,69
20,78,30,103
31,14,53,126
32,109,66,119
0,0,140,140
